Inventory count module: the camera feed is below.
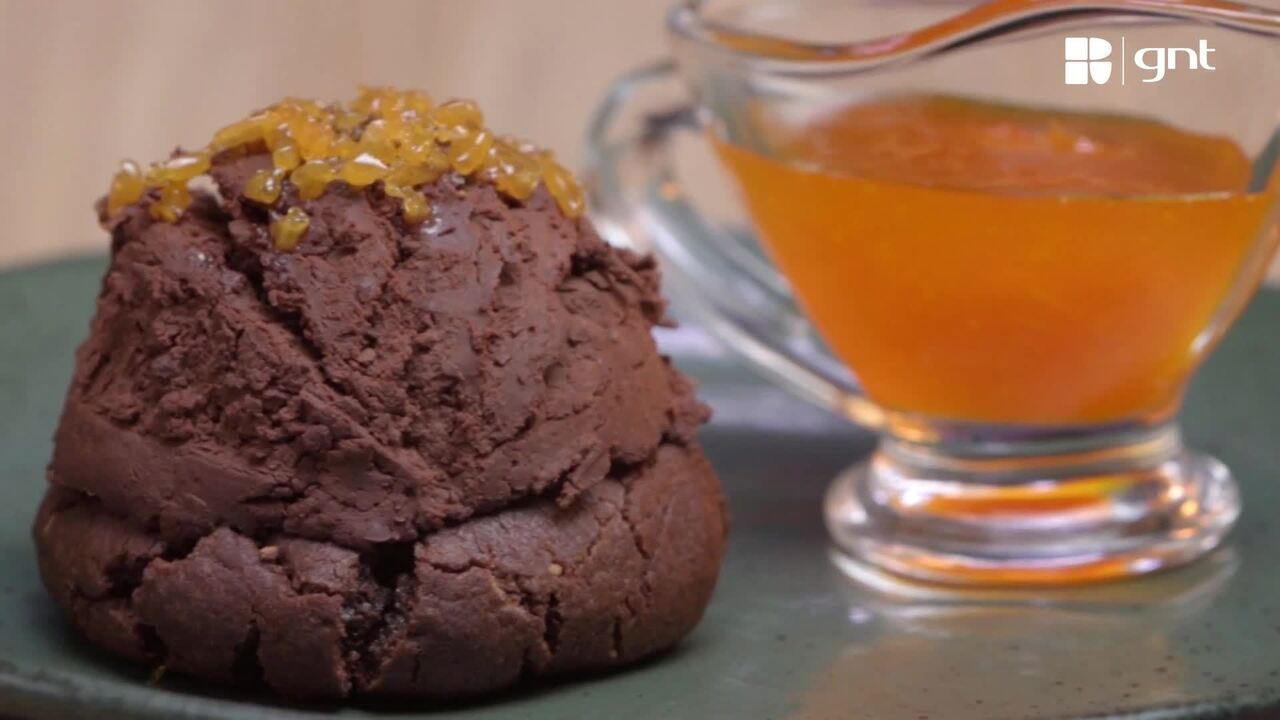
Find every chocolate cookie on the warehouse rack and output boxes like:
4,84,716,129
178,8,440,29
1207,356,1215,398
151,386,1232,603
36,443,723,698
34,92,727,700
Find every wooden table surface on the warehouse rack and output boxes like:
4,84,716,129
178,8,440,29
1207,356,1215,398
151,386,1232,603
0,0,671,268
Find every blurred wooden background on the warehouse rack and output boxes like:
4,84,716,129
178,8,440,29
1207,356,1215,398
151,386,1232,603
0,0,671,268
0,0,1276,282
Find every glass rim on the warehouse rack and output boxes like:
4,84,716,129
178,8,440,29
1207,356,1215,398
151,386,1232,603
666,0,1280,76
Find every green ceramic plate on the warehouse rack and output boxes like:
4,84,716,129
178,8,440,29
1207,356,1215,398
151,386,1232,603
2,257,1279,720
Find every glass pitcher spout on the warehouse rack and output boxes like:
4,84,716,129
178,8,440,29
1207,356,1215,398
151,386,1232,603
671,0,1280,71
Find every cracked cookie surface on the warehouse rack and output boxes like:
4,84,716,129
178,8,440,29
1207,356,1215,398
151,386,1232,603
34,147,726,700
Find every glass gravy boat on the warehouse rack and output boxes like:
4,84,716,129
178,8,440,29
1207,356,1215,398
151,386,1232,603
586,0,1280,585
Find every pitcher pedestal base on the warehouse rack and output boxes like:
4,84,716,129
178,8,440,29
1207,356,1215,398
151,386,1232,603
824,432,1240,586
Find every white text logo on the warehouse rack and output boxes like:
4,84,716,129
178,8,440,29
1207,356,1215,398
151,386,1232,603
1064,37,1217,85
1135,40,1216,82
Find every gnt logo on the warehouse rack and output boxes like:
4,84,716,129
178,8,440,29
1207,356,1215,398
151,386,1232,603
1064,37,1217,85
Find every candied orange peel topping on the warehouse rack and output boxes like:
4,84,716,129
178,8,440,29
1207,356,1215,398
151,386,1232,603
106,87,586,251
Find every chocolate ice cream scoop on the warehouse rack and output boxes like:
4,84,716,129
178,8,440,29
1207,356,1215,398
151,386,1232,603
34,89,727,700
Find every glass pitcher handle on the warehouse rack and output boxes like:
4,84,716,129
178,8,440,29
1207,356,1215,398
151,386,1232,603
584,61,885,429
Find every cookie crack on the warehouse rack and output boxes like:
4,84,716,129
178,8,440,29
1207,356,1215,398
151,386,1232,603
420,555,556,679
612,454,668,661
218,241,343,393
345,541,416,690
230,620,266,688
